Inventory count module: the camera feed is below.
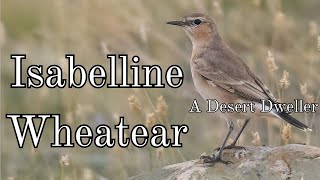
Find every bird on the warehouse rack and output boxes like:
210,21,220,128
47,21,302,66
167,13,312,164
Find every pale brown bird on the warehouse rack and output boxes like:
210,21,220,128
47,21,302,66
167,13,311,164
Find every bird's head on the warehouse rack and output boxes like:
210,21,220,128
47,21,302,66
167,13,220,46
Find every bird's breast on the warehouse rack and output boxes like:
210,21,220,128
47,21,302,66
190,66,218,100
190,64,240,105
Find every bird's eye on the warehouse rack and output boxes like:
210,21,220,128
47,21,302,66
193,19,202,25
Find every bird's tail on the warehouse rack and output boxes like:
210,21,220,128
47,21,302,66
277,112,312,132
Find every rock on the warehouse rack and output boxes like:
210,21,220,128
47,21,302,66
129,144,320,180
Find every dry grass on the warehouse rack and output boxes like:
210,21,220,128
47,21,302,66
1,0,320,179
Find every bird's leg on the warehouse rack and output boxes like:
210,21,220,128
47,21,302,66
200,120,234,165
214,118,250,151
230,118,250,146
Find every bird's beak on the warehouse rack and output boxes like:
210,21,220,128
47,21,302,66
166,20,185,26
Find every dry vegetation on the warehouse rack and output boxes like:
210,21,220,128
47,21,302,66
1,0,320,179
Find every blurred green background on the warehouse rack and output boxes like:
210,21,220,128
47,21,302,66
1,0,320,179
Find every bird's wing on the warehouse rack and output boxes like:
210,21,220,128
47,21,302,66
192,48,278,104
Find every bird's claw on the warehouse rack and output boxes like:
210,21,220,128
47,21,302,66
214,144,246,152
199,155,233,165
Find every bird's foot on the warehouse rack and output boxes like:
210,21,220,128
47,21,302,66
293,142,306,145
214,144,246,152
199,154,233,165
